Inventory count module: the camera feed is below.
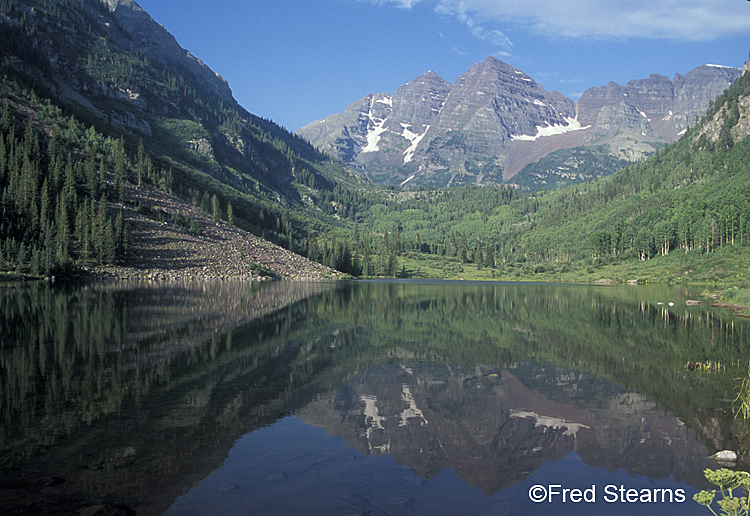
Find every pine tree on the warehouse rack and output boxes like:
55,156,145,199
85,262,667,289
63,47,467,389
95,195,107,260
30,246,41,276
16,244,28,273
42,222,54,276
282,208,290,236
39,177,49,229
115,209,124,259
98,157,105,188
103,217,115,264
85,154,96,197
484,245,495,268
136,138,145,189
387,254,398,277
200,192,210,214
114,139,125,204
55,192,70,265
211,194,221,222
227,201,234,226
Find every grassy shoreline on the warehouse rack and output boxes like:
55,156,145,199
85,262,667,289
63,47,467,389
395,243,750,315
401,243,749,286
5,243,750,315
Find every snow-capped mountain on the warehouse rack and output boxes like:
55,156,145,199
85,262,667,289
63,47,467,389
299,70,452,183
297,57,741,189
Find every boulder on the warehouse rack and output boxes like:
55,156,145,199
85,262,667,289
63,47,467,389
712,450,738,462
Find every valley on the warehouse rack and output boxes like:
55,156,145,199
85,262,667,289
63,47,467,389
2,3,750,515
0,0,749,293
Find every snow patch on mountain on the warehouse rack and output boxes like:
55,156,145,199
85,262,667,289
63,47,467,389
400,173,417,187
361,96,392,154
399,385,428,427
511,117,590,141
401,124,429,163
362,116,387,153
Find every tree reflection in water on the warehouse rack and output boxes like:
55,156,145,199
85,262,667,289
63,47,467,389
0,280,746,515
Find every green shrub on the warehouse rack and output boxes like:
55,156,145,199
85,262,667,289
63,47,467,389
248,262,277,278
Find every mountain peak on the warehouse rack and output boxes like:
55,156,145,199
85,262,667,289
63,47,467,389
477,56,525,74
406,70,450,88
578,63,742,140
421,70,445,80
297,57,741,189
481,55,510,67
457,56,538,90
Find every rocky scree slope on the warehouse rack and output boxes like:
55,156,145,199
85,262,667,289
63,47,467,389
87,177,339,281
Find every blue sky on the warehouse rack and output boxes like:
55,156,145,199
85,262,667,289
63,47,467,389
135,0,750,132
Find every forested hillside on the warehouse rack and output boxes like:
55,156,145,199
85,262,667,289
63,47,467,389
0,99,133,275
0,0,371,277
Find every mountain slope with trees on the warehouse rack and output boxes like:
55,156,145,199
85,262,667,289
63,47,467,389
1,0,749,286
0,0,371,278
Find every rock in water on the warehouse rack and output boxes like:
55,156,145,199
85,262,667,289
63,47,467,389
712,450,738,462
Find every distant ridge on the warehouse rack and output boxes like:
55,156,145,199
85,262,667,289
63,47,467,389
297,57,741,190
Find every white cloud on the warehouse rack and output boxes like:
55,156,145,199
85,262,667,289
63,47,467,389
435,2,514,50
363,0,750,41
434,0,750,41
463,15,513,48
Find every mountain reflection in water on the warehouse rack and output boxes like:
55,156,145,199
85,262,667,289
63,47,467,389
0,279,747,515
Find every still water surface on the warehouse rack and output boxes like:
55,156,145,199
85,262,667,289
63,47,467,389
1,279,747,515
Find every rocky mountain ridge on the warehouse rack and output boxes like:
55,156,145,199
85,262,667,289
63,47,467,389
298,57,741,189
13,0,344,197
101,0,235,105
578,64,743,151
692,59,750,147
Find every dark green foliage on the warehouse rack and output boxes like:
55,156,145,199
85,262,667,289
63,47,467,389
0,102,131,274
247,261,277,278
0,0,367,274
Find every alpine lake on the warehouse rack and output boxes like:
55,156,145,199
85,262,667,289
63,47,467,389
1,279,748,516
